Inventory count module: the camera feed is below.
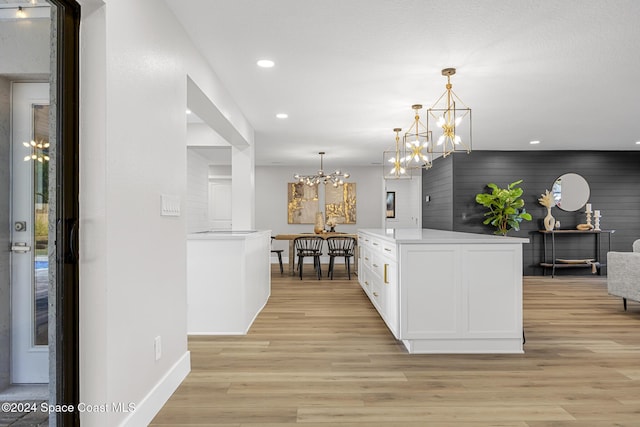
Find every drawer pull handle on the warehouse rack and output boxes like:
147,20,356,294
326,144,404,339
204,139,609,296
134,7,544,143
384,264,389,284
373,242,379,246
373,264,379,268
373,292,379,297
365,257,369,261
384,248,392,252
365,281,369,286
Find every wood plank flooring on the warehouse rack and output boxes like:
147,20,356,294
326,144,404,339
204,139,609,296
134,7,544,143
151,266,640,426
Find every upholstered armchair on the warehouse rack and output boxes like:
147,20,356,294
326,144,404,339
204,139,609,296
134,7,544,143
607,239,640,310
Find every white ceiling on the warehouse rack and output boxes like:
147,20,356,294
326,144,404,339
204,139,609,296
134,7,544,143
167,0,640,167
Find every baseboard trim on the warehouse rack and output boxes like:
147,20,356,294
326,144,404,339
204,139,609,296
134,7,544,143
188,291,270,336
119,351,190,427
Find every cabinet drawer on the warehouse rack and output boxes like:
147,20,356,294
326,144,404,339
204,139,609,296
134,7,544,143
370,280,382,310
359,268,372,295
370,252,385,280
370,237,383,251
358,233,372,248
361,246,373,269
381,241,397,260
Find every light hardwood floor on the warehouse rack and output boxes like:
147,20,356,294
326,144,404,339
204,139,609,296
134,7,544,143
151,265,640,426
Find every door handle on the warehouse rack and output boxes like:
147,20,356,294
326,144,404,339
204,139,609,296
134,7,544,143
11,242,31,253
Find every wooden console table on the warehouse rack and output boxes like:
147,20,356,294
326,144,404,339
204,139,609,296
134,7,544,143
538,229,615,277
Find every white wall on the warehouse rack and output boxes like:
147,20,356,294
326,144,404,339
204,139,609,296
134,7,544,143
0,19,49,76
186,149,209,233
256,165,388,260
78,0,254,425
384,175,422,228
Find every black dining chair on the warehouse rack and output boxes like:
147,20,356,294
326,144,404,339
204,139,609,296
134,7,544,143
326,236,357,280
271,237,284,274
294,236,324,280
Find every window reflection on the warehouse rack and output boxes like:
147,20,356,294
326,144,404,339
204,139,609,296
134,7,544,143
33,103,49,346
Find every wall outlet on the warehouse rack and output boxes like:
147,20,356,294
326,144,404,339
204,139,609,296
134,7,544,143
154,336,162,361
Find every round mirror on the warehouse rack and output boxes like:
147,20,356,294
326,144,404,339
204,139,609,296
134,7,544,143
551,173,590,211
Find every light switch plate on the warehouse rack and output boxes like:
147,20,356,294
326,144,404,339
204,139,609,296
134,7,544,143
161,194,181,216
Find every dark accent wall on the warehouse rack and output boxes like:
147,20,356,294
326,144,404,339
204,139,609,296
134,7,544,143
421,154,453,230
423,151,640,275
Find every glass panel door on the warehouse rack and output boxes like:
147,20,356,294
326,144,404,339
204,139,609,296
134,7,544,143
10,82,50,383
33,103,50,347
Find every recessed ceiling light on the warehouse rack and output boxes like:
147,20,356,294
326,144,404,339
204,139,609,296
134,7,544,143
529,140,540,145
636,141,640,145
186,109,192,115
257,59,275,68
276,113,288,119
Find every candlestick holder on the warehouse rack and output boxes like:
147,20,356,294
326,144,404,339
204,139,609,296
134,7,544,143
593,210,601,231
586,211,592,227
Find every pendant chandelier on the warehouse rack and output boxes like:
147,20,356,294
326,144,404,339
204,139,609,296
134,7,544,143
402,104,432,170
383,128,411,179
294,152,350,187
427,68,472,157
23,139,50,162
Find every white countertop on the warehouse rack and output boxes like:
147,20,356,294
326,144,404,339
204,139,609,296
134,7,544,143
358,228,529,244
188,229,270,240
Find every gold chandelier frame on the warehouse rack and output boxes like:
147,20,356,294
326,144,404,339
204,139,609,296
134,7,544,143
427,68,472,157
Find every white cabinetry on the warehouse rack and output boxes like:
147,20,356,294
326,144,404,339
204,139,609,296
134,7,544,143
358,229,527,354
358,233,399,337
187,230,271,334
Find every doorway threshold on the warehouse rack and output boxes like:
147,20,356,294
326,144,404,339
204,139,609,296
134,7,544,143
0,384,48,401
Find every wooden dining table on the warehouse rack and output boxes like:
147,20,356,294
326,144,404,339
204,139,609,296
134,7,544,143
274,232,359,276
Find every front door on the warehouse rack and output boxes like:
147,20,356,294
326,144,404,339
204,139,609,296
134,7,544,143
10,82,50,384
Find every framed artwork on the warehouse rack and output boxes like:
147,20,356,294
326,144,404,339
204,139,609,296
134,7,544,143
386,191,396,218
325,182,356,224
287,182,319,224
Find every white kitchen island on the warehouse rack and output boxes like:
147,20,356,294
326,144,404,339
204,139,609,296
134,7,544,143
358,228,528,354
187,230,271,335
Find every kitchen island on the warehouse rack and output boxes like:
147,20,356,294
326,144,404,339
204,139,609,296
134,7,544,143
187,230,270,334
358,228,528,354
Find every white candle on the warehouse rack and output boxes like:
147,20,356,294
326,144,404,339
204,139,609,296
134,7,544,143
585,203,592,213
594,210,600,216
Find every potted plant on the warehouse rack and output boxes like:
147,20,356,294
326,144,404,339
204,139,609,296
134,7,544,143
475,179,532,236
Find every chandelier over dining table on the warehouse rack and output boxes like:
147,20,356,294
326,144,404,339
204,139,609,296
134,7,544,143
294,152,350,187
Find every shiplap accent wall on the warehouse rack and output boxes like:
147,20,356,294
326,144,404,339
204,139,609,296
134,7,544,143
421,156,453,231
423,151,640,275
186,148,210,233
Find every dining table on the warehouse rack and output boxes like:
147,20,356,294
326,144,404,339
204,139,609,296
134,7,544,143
274,232,359,276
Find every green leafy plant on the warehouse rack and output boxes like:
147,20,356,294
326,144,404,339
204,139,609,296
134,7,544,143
475,179,532,236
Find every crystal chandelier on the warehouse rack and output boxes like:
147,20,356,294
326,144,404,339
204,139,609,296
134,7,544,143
427,68,472,157
294,152,350,187
402,104,432,169
383,128,411,179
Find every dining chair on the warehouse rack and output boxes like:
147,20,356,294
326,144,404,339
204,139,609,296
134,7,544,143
271,236,284,274
294,236,324,280
326,236,357,280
